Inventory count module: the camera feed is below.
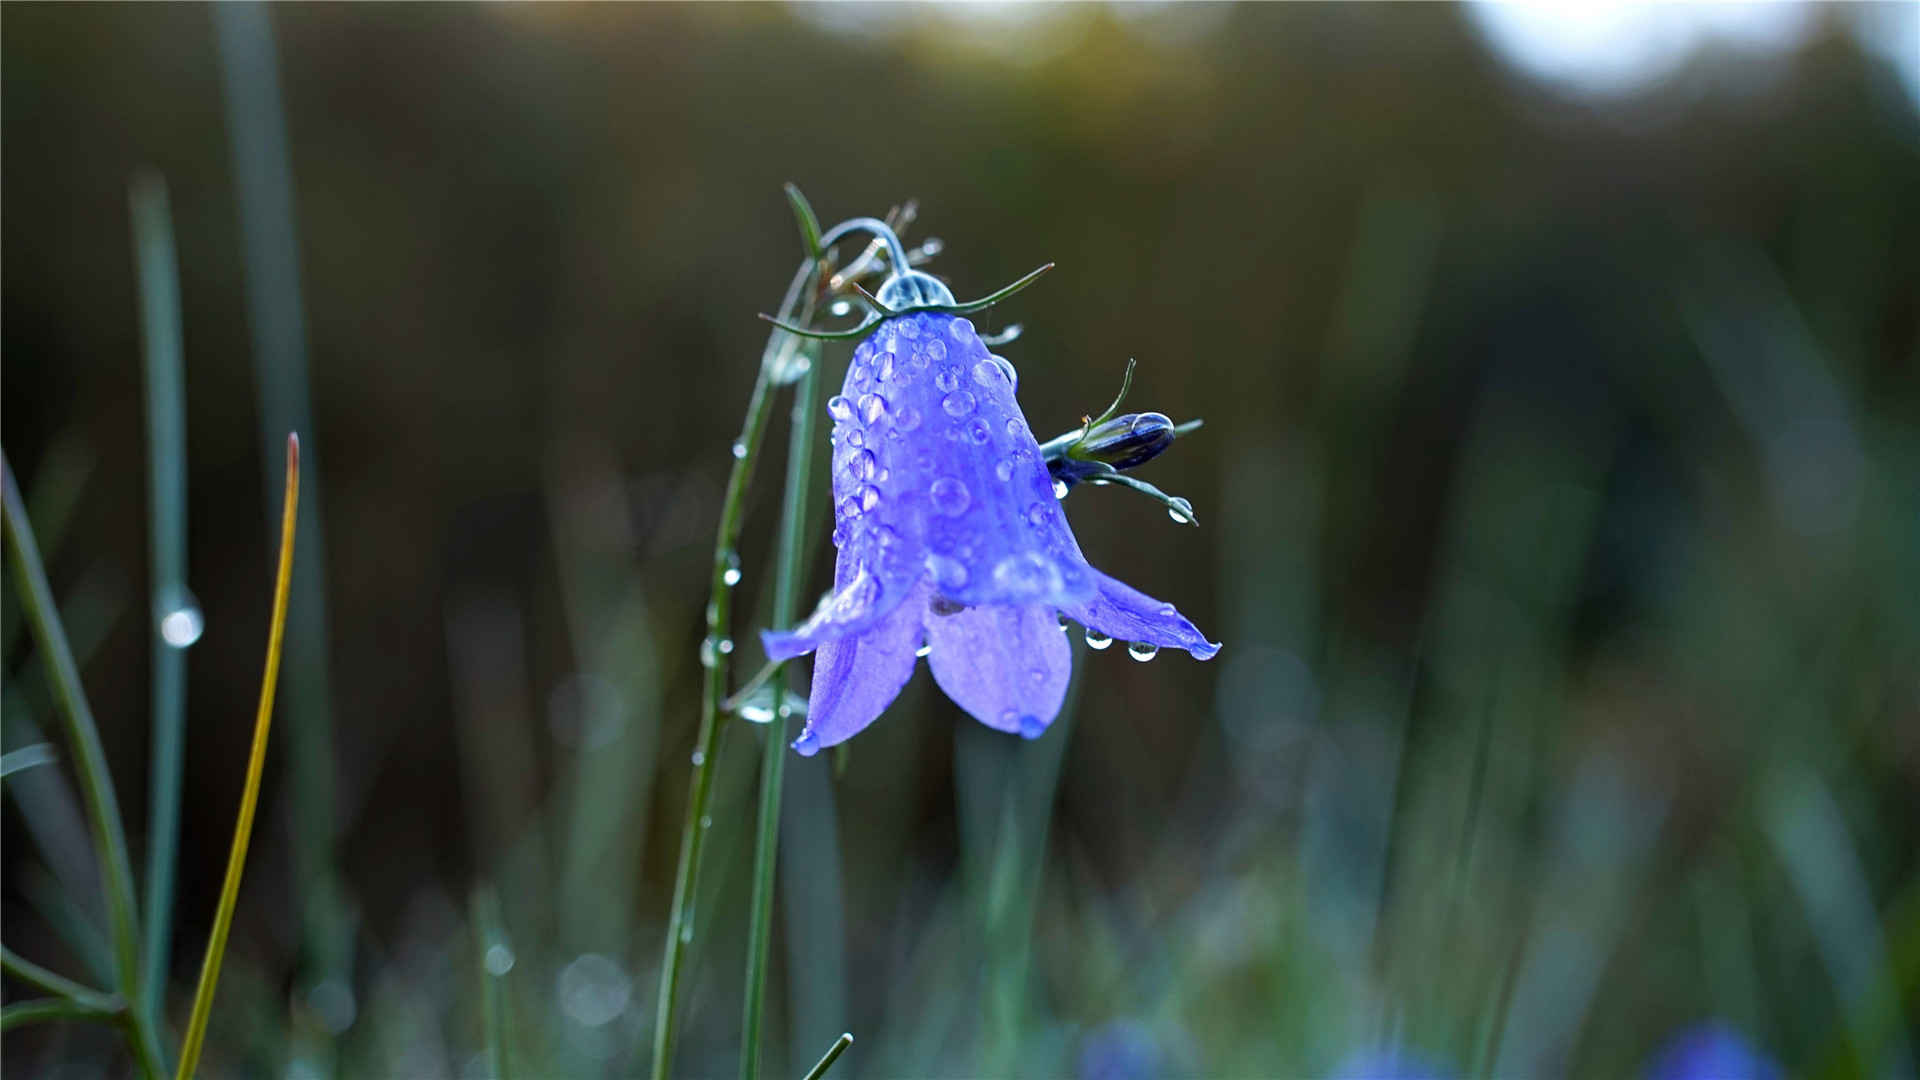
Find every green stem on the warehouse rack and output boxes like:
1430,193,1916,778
1,454,166,1079
1,996,125,1032
2,943,117,1008
131,169,192,1032
800,1033,854,1080
651,259,819,1080
739,341,819,1080
471,886,513,1080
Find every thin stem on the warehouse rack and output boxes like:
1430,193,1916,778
471,886,513,1080
2,944,118,1008
175,434,299,1080
0,743,58,779
740,340,819,1080
652,258,820,1080
131,169,192,1032
801,1033,854,1080
1,996,125,1032
1,452,166,1080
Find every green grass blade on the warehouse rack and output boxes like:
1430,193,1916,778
2,452,166,1079
130,169,193,1032
174,434,299,1080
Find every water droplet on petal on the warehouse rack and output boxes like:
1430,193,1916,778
935,366,961,393
1127,641,1160,662
1005,418,1025,438
930,477,971,516
1053,478,1070,500
837,493,864,521
1018,715,1047,739
827,396,855,422
721,551,742,587
941,391,976,418
916,640,932,658
966,419,991,444
1085,629,1114,650
927,337,949,362
1058,615,1071,633
927,553,970,589
947,319,973,343
847,427,865,448
859,485,882,512
793,730,821,756
898,318,921,339
896,405,922,432
858,392,889,424
991,552,1063,598
1026,502,1048,526
879,352,898,383
996,460,1015,482
841,449,878,486
972,359,1006,388
730,440,747,460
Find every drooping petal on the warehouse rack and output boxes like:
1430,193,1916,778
923,601,1073,738
761,539,923,660
788,579,931,756
865,313,1096,610
1061,568,1220,660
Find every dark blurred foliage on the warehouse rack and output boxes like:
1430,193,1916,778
4,3,1917,1076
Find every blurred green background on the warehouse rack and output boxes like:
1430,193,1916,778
4,3,1917,1077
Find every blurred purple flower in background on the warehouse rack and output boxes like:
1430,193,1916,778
1077,1020,1168,1080
763,310,1218,755
1645,1022,1781,1080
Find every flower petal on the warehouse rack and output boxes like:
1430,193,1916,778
788,578,931,756
923,601,1073,738
763,532,925,661
1062,568,1220,659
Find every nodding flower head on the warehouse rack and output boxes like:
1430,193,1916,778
763,308,1219,756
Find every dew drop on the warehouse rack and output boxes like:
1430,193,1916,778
699,637,720,668
930,477,971,516
927,553,970,589
484,944,516,976
718,637,735,655
991,552,1062,598
1167,497,1195,525
972,359,1005,388
1085,629,1114,650
827,396,855,422
941,391,976,418
1059,614,1072,633
158,593,204,649
1005,418,1025,438
1018,714,1047,739
830,299,852,317
793,730,822,756
730,440,747,460
896,405,923,432
680,924,695,944
879,352,898,383
859,485,882,512
1053,478,1070,500
858,392,889,424
1127,641,1160,662
934,366,960,393
926,337,948,363
739,698,775,724
916,641,932,658
948,318,974,343
700,815,713,830
837,493,864,522
721,551,742,587
966,418,992,444
996,460,1015,482
898,318,921,339
1026,502,1048,526
841,449,878,485
691,750,707,767
847,427,866,448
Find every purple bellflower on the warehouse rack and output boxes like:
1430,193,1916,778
763,291,1218,756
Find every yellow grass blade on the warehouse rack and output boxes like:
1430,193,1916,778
174,433,299,1080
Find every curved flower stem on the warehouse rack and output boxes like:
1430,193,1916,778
2,944,116,1007
1,996,125,1032
1,453,166,1080
652,256,821,1080
739,338,819,1080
